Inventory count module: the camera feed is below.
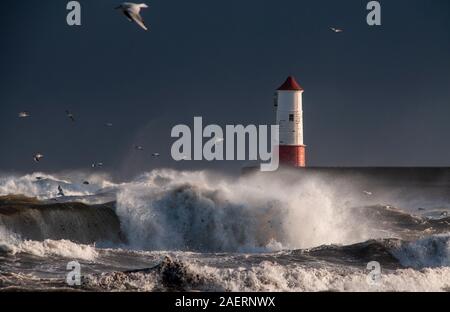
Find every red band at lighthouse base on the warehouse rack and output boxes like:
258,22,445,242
278,145,306,167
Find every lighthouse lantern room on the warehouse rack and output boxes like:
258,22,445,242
275,76,306,167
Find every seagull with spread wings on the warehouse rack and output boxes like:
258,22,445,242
330,27,344,33
33,153,44,162
115,3,149,31
66,110,75,122
18,111,30,118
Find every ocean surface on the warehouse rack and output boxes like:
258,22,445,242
1,169,450,292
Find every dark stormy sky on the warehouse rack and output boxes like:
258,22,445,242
1,0,449,179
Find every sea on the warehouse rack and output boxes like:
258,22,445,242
1,168,450,292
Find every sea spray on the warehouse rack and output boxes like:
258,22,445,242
115,169,379,252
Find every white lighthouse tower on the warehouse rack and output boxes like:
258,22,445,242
275,76,306,167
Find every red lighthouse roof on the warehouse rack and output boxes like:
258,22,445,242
277,76,304,91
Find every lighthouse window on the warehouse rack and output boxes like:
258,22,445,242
289,114,294,122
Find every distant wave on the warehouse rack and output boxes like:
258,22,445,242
302,236,450,270
0,172,117,201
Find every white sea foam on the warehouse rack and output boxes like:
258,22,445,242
0,227,97,261
186,261,450,292
84,257,450,292
0,238,98,261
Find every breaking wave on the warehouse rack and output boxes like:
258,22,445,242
2,169,450,254
392,234,450,269
0,225,97,261
83,255,450,292
1,167,450,292
0,196,123,244
115,169,383,252
80,235,450,292
115,169,450,252
0,237,98,261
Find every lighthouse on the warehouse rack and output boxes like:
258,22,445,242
275,76,306,167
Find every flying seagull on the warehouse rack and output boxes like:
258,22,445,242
363,191,373,196
115,3,149,31
105,122,113,127
152,152,160,157
18,111,30,118
91,162,104,168
33,153,44,162
57,185,65,197
135,145,144,151
66,110,75,122
330,27,344,33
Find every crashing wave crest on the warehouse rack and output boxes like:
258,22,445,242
0,226,97,261
115,169,383,252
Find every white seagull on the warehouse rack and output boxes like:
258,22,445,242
91,162,104,168
152,152,160,157
115,3,149,31
19,111,30,118
330,27,344,33
33,153,44,162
